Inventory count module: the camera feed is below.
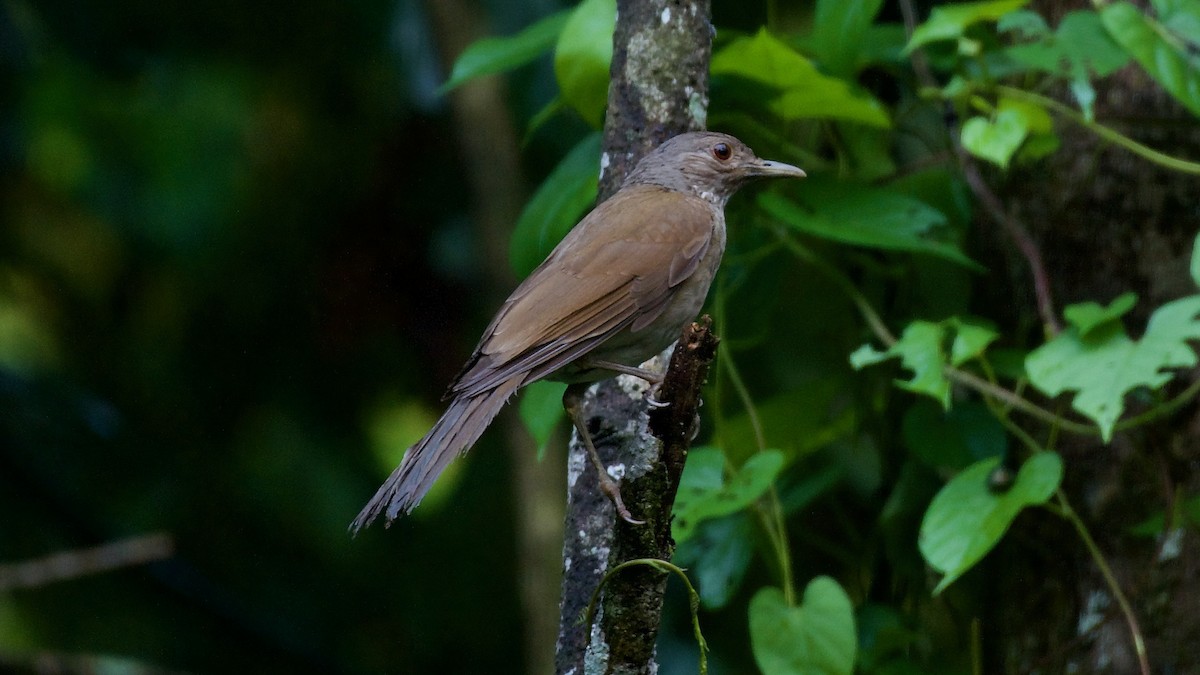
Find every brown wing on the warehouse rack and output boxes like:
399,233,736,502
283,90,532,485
449,185,716,398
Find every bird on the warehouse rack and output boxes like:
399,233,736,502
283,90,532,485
351,131,805,533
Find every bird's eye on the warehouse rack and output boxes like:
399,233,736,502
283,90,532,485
712,143,732,161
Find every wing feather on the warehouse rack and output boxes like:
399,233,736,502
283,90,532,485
449,185,715,396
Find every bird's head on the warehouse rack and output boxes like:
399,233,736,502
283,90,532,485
624,131,806,206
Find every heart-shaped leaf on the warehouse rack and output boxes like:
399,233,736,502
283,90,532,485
749,579,857,675
960,111,1028,168
920,452,1063,593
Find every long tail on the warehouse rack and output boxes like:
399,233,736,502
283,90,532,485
350,374,523,534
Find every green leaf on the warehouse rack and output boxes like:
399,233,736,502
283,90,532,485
920,452,1063,594
760,180,981,269
1062,292,1139,337
509,132,600,276
961,111,1027,168
949,317,1000,366
851,318,996,408
1101,1,1200,116
1005,10,1129,77
1003,10,1131,118
554,0,615,127
961,96,1056,167
1153,0,1200,43
1026,295,1200,441
1191,232,1200,287
673,448,785,543
439,10,570,94
906,0,1031,51
851,321,952,407
674,514,756,609
812,0,885,76
902,400,1007,470
518,380,566,461
712,29,891,128
997,9,1049,39
860,24,911,66
749,580,857,675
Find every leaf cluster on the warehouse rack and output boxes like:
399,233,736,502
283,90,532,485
448,0,1200,672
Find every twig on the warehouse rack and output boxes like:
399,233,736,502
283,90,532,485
0,533,173,591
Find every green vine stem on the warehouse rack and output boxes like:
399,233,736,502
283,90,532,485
582,558,709,674
975,367,1151,675
1051,491,1152,675
995,85,1200,175
715,280,797,605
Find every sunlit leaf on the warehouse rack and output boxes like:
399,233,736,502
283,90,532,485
949,318,1000,366
960,111,1026,168
554,0,615,127
712,29,890,127
1026,296,1200,441
920,453,1062,594
1101,1,1200,116
851,317,996,409
439,10,570,94
749,580,857,675
509,132,600,276
906,0,1030,51
851,320,951,407
1062,292,1138,337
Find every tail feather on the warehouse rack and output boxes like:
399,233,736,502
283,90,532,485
350,375,523,534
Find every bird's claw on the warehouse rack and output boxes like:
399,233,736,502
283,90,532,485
600,479,646,525
645,395,670,409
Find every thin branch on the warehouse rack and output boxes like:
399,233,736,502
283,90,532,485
0,533,173,591
1054,491,1152,675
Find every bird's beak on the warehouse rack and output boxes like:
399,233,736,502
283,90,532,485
752,159,806,179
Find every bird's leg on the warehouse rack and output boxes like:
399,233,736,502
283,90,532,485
562,383,646,525
578,358,669,408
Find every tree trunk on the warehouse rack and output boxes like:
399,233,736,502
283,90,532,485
554,1,713,673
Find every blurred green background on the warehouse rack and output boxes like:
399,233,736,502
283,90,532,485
0,0,596,672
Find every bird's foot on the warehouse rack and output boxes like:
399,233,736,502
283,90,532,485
598,472,646,525
563,382,646,526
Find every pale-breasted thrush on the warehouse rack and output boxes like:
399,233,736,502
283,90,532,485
351,131,805,533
